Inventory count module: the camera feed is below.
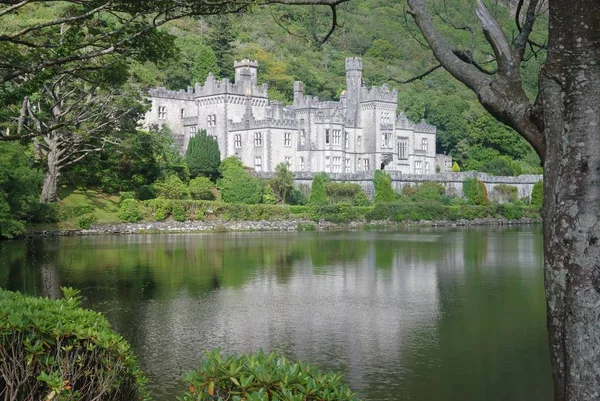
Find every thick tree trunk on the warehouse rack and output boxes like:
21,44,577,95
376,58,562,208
542,1,600,400
40,143,61,203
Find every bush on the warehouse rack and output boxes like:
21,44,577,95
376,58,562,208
144,198,171,221
0,288,147,401
262,184,278,204
185,130,221,179
58,204,95,220
118,199,143,223
120,191,136,203
452,161,461,172
463,178,488,205
491,184,518,203
402,181,446,202
153,175,191,200
373,170,396,203
136,185,156,201
531,180,543,208
218,157,263,204
287,187,308,205
309,173,329,205
172,203,187,222
326,182,363,204
188,177,215,201
78,214,98,229
179,349,360,401
32,202,60,223
496,203,523,220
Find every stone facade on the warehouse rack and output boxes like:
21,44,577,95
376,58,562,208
144,57,439,174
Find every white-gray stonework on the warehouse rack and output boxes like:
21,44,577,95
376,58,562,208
144,57,440,174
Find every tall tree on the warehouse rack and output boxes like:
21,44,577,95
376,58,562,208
406,0,599,399
205,15,238,80
185,130,221,179
271,162,294,203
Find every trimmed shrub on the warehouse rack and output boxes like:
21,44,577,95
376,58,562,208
153,175,191,200
402,182,446,202
118,199,143,222
531,180,543,208
0,288,147,401
309,173,329,205
218,157,263,204
78,214,97,229
185,130,221,179
188,177,215,201
373,170,396,203
463,178,488,205
326,182,363,204
262,184,278,204
179,349,360,401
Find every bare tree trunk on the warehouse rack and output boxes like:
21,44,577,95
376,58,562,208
40,142,61,203
541,2,600,399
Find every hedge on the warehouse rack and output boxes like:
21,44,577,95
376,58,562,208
0,288,148,401
180,349,361,401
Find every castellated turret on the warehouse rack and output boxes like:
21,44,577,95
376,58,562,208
345,57,363,127
234,59,259,84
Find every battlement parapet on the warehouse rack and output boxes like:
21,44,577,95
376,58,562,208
190,73,269,98
361,84,398,103
148,87,192,100
229,117,297,131
345,57,363,71
234,59,259,69
395,112,436,133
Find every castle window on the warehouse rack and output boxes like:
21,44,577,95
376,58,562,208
299,157,305,171
325,129,330,145
285,156,292,168
189,126,197,137
254,132,262,147
345,132,349,148
180,108,185,120
382,133,392,149
254,157,262,171
158,106,166,120
325,156,330,171
300,130,306,145
345,158,351,173
421,138,428,152
363,159,370,171
333,130,341,145
357,136,362,148
234,134,242,149
425,162,430,174
284,132,291,147
207,114,217,127
398,137,408,159
333,157,341,172
415,161,423,174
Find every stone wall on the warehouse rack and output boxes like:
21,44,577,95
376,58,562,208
254,171,543,200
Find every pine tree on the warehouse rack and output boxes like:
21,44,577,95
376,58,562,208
373,170,396,203
185,130,221,180
308,174,328,205
191,45,220,84
205,15,237,80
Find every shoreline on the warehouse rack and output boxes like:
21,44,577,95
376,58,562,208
25,217,542,237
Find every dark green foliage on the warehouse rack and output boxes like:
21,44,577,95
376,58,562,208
309,174,329,205
217,157,263,204
310,203,364,223
179,349,360,401
32,202,61,224
287,188,308,205
144,199,171,221
78,214,98,229
153,175,191,200
373,170,396,203
531,180,543,208
136,185,156,201
118,199,143,223
402,182,446,202
205,15,238,80
172,203,187,222
491,184,518,203
0,142,43,238
262,184,278,204
325,182,369,205
0,288,147,401
463,178,488,206
271,162,295,203
185,130,221,179
188,177,216,201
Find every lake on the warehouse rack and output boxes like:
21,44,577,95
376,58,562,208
0,227,552,400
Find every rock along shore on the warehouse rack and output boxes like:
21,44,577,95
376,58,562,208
26,217,541,237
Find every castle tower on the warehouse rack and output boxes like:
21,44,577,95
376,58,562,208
234,59,258,84
293,81,305,105
345,57,362,127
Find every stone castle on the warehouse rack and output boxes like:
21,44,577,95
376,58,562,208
144,57,439,174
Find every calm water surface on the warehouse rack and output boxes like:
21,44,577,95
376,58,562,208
0,228,552,400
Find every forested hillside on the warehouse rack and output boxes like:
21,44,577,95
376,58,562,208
132,0,546,174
